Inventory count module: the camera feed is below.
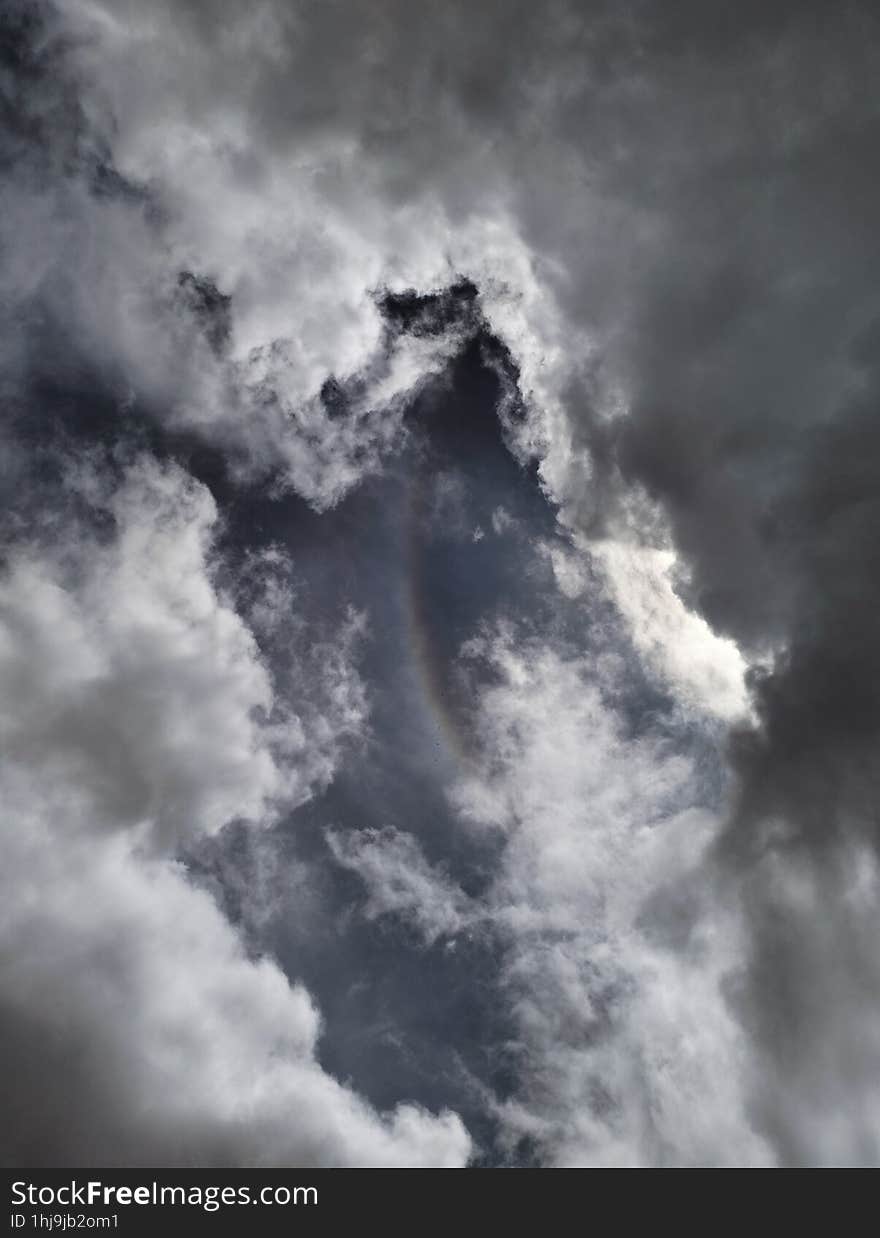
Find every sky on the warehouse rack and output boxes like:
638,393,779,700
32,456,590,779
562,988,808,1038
2,0,880,1168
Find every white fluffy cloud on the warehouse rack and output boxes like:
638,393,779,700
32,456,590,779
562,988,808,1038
589,539,751,723
0,455,470,1166
0,457,360,849
24,0,771,730
456,630,766,1165
331,625,770,1166
326,826,478,946
12,2,769,711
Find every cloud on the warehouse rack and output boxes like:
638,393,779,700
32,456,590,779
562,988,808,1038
720,829,880,1166
455,627,771,1166
0,455,362,849
0,453,469,1166
0,802,469,1167
589,539,752,723
6,0,880,1165
326,826,478,946
332,623,769,1165
2,4,476,509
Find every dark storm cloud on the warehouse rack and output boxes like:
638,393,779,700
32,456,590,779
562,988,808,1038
519,4,880,1163
711,346,880,1163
